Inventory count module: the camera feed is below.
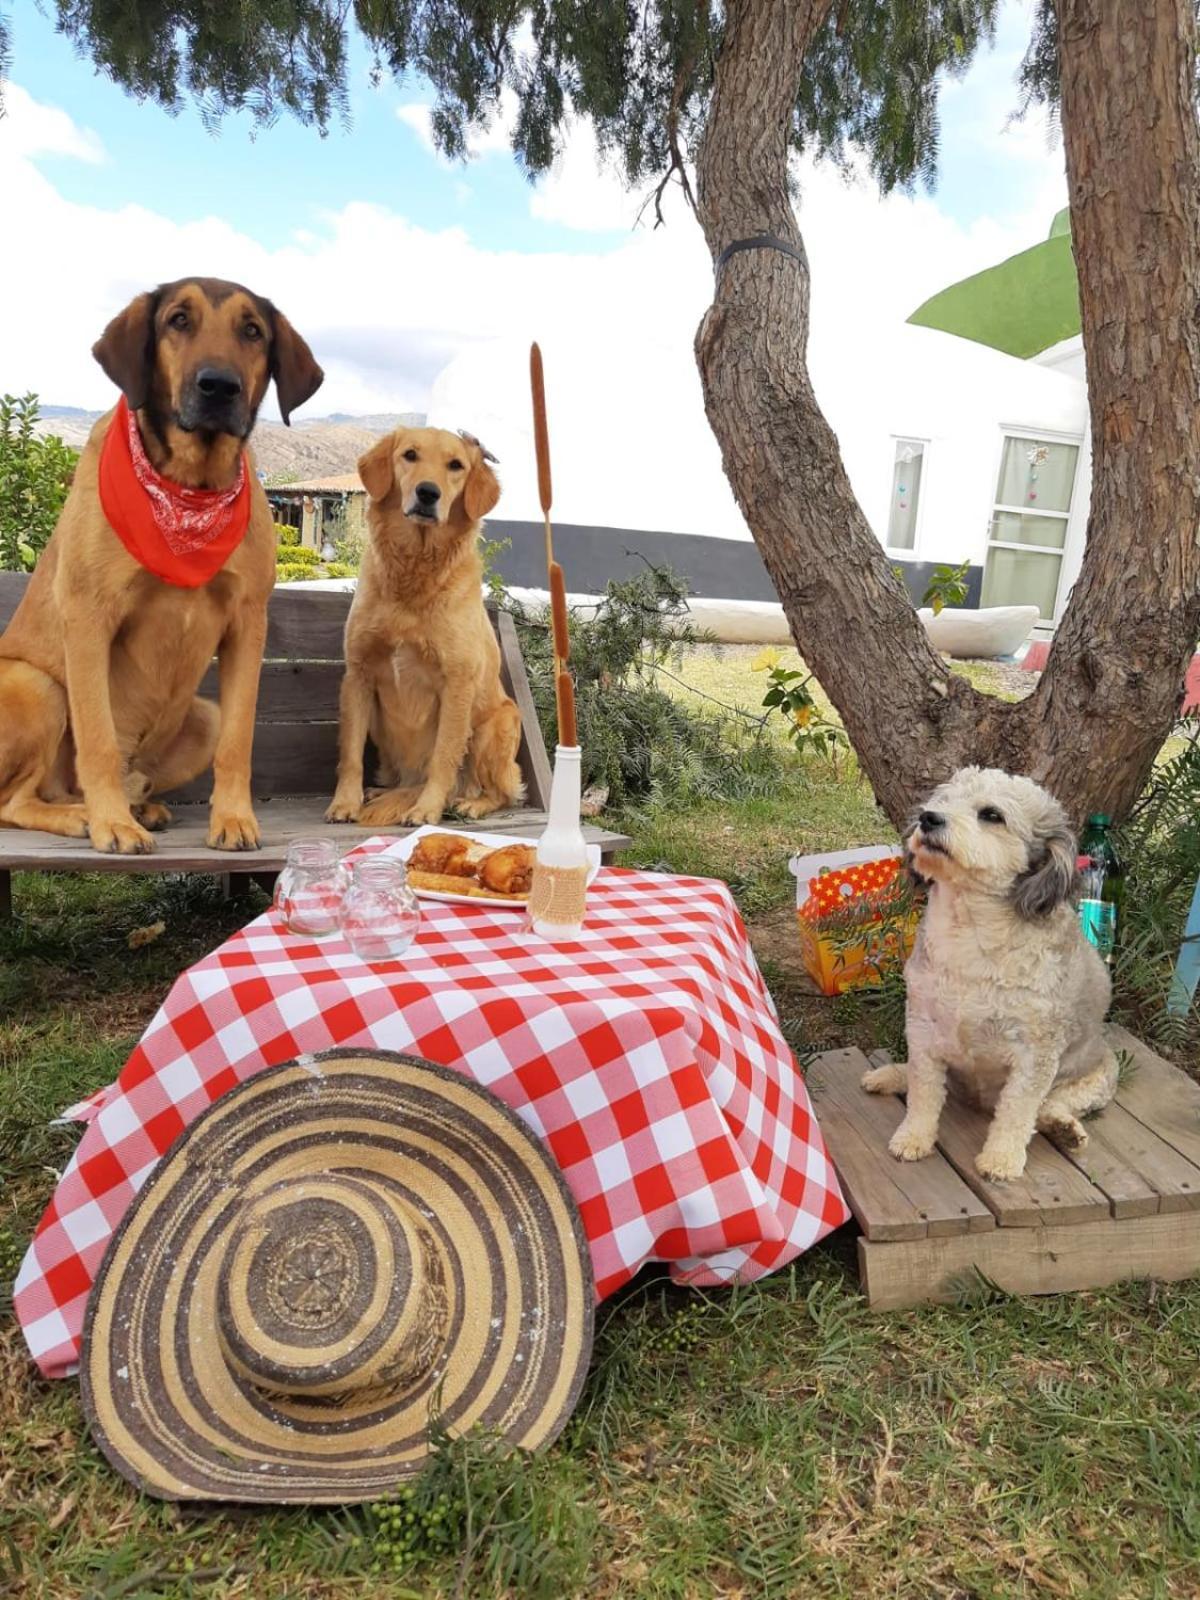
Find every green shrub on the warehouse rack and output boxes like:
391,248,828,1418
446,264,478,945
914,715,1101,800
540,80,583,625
277,542,320,566
275,522,301,547
276,563,319,583
1110,727,1200,1059
335,525,365,569
0,394,78,571
324,561,356,579
509,565,792,809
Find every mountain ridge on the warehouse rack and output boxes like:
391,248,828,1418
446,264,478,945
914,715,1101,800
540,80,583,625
30,408,426,482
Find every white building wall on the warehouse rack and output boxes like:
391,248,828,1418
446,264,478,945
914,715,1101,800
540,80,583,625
428,323,1090,582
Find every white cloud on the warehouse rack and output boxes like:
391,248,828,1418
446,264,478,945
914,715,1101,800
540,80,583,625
396,93,517,161
0,81,106,163
528,119,645,232
0,18,1067,541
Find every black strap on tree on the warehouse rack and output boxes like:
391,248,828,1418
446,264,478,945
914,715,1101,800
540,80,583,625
714,233,808,275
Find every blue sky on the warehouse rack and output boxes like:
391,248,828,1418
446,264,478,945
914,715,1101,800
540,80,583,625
0,0,1065,445
9,0,1051,256
9,3,630,254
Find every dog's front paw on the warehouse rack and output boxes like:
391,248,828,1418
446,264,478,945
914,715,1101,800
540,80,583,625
208,810,261,851
862,1062,908,1095
89,813,156,855
355,786,422,829
1038,1114,1089,1153
325,793,362,824
454,794,506,821
402,794,448,827
975,1141,1028,1184
888,1120,936,1163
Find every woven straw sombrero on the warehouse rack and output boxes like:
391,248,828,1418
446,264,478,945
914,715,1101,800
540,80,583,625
81,1051,593,1504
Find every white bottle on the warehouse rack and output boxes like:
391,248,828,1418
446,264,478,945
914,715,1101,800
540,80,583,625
530,745,589,938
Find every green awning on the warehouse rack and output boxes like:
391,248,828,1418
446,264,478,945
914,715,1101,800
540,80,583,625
907,211,1080,359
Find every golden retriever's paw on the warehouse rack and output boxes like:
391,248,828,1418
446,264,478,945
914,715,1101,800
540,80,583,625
862,1062,908,1095
412,800,454,825
975,1142,1028,1184
208,811,262,852
454,795,505,821
356,787,423,829
888,1120,936,1163
401,795,449,828
89,814,156,855
135,802,172,832
325,794,363,824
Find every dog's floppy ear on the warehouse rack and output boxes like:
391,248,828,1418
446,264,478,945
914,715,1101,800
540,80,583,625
269,308,324,426
463,451,501,523
358,435,396,501
1012,817,1077,920
92,292,157,410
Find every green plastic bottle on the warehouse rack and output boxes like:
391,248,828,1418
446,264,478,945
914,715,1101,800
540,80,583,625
1077,813,1125,964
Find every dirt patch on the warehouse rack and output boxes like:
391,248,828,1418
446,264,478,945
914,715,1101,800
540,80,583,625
745,904,813,985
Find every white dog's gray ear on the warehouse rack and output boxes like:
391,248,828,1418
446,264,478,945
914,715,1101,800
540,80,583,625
1012,820,1077,919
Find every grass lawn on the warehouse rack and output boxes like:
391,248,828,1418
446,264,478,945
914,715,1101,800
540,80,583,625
2,654,1199,1597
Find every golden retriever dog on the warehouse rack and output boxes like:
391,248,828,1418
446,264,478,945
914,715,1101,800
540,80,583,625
0,279,323,854
325,426,524,829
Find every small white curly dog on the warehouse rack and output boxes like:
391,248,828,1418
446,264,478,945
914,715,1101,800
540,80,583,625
862,766,1118,1183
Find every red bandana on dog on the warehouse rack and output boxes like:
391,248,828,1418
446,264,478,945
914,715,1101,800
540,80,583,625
98,396,251,588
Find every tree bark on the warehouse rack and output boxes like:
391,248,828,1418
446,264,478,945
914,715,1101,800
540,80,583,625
693,0,1200,828
1022,0,1200,817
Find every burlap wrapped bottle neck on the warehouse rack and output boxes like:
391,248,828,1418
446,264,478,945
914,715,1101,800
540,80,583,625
528,862,589,928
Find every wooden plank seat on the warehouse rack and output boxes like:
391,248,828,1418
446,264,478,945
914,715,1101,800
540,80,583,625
808,1026,1200,1309
0,572,629,913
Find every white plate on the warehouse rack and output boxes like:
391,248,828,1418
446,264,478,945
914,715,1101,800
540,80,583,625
384,826,601,908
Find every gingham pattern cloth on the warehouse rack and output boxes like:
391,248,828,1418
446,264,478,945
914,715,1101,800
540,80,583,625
15,843,848,1378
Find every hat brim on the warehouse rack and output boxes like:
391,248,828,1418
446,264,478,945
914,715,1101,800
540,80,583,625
81,1051,594,1504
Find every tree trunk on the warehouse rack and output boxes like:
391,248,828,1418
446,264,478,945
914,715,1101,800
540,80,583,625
1021,0,1200,818
693,0,1200,829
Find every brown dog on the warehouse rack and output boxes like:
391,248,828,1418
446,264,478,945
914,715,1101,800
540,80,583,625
0,279,322,853
325,426,524,829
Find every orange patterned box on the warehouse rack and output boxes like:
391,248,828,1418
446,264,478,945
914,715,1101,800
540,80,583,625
790,850,917,997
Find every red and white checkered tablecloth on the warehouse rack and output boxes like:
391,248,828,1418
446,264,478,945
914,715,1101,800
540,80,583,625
15,842,848,1378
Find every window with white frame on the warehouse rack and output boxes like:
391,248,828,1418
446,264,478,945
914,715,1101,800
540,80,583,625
981,434,1080,619
886,438,926,552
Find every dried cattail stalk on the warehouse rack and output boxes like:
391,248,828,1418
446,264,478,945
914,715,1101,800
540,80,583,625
549,562,570,664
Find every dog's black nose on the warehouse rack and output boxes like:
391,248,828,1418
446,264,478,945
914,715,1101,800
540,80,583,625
919,810,946,833
414,481,441,507
195,366,244,402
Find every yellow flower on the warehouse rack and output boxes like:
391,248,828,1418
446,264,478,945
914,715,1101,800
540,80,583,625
751,647,781,673
792,706,814,728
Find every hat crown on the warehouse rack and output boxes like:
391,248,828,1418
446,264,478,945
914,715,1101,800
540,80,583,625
217,1175,449,1402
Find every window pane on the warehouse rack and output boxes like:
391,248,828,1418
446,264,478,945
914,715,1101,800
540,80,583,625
981,546,1062,617
990,510,1067,550
995,436,1079,514
887,439,923,550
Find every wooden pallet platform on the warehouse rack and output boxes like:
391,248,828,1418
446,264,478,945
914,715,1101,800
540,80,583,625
808,1026,1200,1309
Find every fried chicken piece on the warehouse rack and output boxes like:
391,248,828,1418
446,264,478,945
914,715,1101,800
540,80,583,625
408,832,478,878
477,843,536,897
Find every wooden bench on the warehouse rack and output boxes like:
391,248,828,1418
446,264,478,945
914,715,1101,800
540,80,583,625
0,572,628,914
808,1026,1200,1308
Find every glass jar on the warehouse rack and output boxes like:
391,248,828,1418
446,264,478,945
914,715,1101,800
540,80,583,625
339,857,421,962
274,838,350,937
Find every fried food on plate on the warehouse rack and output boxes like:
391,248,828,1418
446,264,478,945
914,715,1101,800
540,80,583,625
477,843,536,897
407,868,527,901
408,832,478,877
